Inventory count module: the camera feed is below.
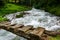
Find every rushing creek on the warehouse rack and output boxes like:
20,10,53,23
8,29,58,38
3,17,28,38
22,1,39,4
0,8,60,40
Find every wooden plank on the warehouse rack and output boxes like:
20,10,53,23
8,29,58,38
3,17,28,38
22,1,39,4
10,24,24,29
9,24,24,32
40,34,50,40
0,22,11,25
18,26,33,32
30,27,44,35
29,27,45,39
0,24,10,29
45,30,60,36
36,27,45,37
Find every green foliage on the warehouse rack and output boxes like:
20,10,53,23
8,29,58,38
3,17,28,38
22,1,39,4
50,35,60,40
18,0,32,6
44,6,60,16
0,3,31,22
30,0,60,16
0,3,31,16
0,16,8,22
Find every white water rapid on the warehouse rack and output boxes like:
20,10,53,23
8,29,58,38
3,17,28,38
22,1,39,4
10,8,60,31
0,8,60,40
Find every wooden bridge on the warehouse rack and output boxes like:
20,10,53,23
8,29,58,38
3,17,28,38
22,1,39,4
0,22,60,40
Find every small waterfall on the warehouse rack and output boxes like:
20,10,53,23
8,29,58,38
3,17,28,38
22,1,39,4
0,8,60,40
8,8,60,31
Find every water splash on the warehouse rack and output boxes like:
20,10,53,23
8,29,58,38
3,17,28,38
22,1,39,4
10,8,60,31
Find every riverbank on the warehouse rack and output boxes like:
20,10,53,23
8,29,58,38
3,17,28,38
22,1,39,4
42,6,60,16
35,5,60,16
0,3,31,22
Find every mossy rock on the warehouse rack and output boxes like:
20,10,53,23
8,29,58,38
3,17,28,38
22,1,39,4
16,13,24,18
16,12,30,18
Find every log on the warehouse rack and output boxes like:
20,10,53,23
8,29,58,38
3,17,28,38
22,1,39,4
45,30,60,36
40,34,50,40
29,27,45,40
18,26,33,33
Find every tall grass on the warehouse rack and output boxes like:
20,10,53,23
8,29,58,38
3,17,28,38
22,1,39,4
0,3,31,16
0,3,31,22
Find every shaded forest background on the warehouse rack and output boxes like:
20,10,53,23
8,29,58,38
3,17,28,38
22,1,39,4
0,0,60,16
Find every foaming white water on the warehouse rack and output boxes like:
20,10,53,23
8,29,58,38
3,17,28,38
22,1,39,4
5,12,21,21
0,8,60,40
0,29,16,40
10,8,60,31
0,29,26,40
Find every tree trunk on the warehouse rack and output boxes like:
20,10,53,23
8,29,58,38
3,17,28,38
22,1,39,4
15,0,16,3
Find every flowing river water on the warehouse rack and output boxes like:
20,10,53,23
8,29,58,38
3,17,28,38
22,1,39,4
0,8,60,40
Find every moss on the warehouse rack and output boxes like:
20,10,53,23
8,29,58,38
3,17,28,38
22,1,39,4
50,35,60,40
16,13,24,18
0,16,9,22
